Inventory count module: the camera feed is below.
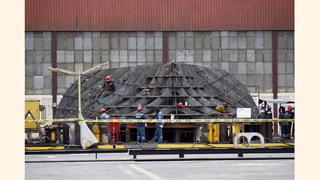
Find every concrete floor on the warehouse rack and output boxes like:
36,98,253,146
26,154,294,180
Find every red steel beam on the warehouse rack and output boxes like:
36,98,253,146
272,31,278,118
162,32,169,64
51,32,57,118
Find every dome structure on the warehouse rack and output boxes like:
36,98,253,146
56,62,259,119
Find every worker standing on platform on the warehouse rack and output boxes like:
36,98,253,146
151,108,164,143
281,105,294,140
96,75,116,103
99,107,110,144
136,105,147,144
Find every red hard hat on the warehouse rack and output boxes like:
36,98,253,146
105,75,111,81
137,106,143,111
100,107,106,112
177,102,183,107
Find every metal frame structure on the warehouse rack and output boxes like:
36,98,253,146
56,63,259,119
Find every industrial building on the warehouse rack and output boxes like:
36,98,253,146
25,0,294,144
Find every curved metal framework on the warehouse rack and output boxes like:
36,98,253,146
56,63,259,119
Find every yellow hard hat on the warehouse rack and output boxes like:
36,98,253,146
215,105,225,112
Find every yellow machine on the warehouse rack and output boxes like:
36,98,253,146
25,100,43,144
208,123,220,143
92,123,101,142
25,100,41,129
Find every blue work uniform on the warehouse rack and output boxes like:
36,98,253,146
100,112,110,143
136,112,147,143
99,80,116,103
152,111,164,143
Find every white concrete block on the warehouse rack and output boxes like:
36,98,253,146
229,50,238,62
34,76,44,89
137,50,146,62
146,37,154,49
75,37,83,49
154,32,163,37
101,51,110,62
238,37,246,49
203,50,211,62
43,63,51,76
185,50,194,63
100,38,109,49
247,63,255,74
83,37,92,49
128,37,137,49
185,32,193,37
92,32,100,38
176,50,185,62
255,62,264,74
155,37,162,49
65,51,74,62
137,36,145,49
255,37,264,49
25,37,34,50
83,51,92,63
229,37,238,49
286,74,294,87
238,62,247,74
264,62,272,75
211,31,220,37
75,63,83,72
220,31,229,37
146,50,154,62
120,62,128,67
221,37,229,49
247,50,255,62
128,50,137,62
120,50,128,62
83,32,92,38
155,50,162,62
177,32,185,37
221,62,229,72
57,50,65,63
137,32,145,37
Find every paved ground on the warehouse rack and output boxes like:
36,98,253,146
25,154,294,180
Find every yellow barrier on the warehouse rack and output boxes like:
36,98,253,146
26,118,295,123
25,146,65,151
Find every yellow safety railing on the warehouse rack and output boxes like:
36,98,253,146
25,118,294,123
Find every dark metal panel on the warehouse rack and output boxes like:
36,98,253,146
25,0,294,31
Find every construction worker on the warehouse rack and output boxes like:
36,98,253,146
151,108,164,143
99,107,110,144
96,75,116,103
281,105,294,140
99,107,110,119
136,105,147,144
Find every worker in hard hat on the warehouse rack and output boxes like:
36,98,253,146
96,75,116,103
136,105,147,144
99,107,110,144
99,107,110,119
281,105,294,140
151,108,164,143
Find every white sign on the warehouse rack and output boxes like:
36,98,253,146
237,108,252,118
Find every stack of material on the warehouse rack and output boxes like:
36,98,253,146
56,62,259,119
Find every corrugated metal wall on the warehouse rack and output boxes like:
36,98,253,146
25,0,294,31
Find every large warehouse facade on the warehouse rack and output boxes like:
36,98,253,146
25,0,294,118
